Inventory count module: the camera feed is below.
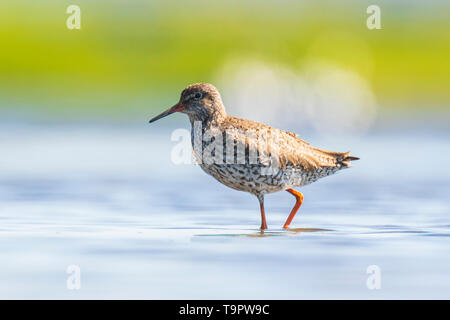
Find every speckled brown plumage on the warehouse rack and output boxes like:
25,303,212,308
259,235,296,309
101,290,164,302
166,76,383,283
149,83,359,230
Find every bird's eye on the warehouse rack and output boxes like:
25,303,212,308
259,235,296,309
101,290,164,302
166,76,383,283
194,92,203,100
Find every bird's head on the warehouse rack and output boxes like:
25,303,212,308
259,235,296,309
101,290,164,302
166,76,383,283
149,83,227,125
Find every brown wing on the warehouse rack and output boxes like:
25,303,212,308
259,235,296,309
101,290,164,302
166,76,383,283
276,130,359,170
220,116,359,170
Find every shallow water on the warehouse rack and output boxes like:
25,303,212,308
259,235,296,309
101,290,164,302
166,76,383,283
0,123,449,299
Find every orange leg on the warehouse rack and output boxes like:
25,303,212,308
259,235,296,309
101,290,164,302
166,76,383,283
283,188,304,229
257,195,268,230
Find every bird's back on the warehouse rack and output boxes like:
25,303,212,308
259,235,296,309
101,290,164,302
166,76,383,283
196,115,359,194
220,116,357,168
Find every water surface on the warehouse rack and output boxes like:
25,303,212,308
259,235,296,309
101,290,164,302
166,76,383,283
0,124,449,299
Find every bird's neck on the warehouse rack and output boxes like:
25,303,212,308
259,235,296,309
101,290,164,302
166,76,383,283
188,105,228,152
188,104,227,129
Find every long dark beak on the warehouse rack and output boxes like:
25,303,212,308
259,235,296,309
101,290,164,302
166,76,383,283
149,103,184,123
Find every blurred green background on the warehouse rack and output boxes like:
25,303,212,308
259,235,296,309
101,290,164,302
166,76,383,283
0,0,449,120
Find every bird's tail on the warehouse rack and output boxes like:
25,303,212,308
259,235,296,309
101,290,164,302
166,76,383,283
310,147,360,169
340,152,360,167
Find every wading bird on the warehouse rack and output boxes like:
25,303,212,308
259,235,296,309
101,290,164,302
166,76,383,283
149,83,359,230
